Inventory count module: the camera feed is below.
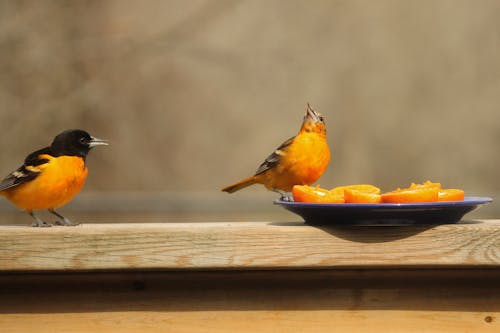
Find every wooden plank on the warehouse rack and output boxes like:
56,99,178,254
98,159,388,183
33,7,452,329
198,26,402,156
0,270,498,333
1,308,497,332
0,221,499,271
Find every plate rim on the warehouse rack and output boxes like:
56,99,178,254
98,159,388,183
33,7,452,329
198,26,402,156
275,196,492,225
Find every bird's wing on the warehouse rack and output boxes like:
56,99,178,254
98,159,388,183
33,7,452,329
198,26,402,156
0,147,51,192
255,136,295,175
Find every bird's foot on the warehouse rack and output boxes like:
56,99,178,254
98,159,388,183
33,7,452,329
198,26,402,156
31,221,53,228
54,218,80,227
274,190,294,202
49,209,80,226
28,211,52,227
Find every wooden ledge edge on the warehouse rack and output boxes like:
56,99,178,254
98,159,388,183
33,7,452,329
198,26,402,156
0,220,499,272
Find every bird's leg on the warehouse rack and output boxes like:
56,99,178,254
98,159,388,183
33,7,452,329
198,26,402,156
49,209,79,226
28,211,52,227
274,189,294,202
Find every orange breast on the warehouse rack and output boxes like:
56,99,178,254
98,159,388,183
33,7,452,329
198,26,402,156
3,155,88,210
257,132,330,192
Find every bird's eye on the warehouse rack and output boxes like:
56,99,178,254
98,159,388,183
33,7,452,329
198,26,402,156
79,137,87,144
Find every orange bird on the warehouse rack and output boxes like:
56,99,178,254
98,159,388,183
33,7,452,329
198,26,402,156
222,104,330,198
0,129,108,227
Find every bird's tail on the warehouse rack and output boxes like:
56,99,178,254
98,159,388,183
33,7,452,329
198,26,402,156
221,176,258,193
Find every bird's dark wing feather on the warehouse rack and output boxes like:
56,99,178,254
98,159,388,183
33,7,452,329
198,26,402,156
0,147,51,192
255,136,295,175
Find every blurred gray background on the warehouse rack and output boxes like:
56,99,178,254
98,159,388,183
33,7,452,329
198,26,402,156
0,0,498,223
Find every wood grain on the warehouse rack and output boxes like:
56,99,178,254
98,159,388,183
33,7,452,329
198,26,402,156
0,220,499,271
1,310,497,333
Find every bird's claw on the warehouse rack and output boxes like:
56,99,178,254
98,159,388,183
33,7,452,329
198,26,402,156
31,221,53,228
54,219,80,227
274,190,293,202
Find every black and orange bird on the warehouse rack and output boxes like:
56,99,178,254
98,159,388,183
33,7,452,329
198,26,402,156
0,129,108,227
222,104,330,198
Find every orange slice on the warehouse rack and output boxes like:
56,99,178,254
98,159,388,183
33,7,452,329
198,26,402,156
292,185,344,203
381,187,439,203
344,189,382,203
438,189,465,201
409,180,442,190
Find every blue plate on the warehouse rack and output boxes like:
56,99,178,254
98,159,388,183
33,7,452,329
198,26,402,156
275,197,493,225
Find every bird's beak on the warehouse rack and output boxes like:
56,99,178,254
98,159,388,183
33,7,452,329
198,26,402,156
305,103,320,122
89,136,109,148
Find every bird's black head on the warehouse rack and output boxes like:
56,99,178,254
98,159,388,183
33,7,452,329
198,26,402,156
50,129,108,159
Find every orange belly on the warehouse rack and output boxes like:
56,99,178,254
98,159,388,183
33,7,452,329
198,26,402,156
256,132,330,192
2,155,88,211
